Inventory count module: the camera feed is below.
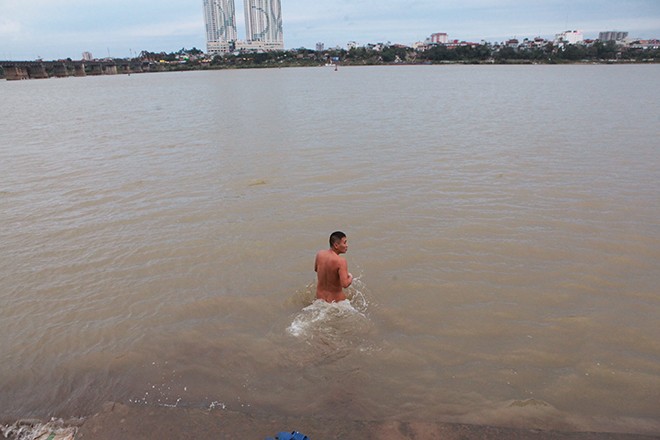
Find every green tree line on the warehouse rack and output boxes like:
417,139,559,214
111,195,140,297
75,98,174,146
200,41,658,68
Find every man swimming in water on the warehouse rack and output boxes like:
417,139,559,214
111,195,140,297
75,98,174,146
315,231,353,303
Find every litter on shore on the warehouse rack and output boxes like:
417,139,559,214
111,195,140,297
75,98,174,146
1,419,78,440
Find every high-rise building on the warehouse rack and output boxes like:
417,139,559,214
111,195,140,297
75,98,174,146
599,31,628,42
203,0,238,54
244,0,284,50
203,0,283,54
429,33,448,45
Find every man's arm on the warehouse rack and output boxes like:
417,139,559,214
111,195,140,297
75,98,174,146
338,258,353,288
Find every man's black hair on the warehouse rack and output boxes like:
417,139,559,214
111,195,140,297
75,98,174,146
329,231,346,247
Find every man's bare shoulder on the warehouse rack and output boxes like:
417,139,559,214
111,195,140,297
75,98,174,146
317,249,340,264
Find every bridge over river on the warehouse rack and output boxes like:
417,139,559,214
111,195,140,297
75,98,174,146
0,60,165,80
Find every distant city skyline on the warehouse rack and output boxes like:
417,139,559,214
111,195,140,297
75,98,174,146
1,0,659,60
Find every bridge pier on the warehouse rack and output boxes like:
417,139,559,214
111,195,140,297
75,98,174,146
3,66,30,80
52,63,70,78
74,63,86,77
27,64,48,79
87,63,103,75
103,64,117,75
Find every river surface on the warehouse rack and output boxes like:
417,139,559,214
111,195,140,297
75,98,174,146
1,65,659,434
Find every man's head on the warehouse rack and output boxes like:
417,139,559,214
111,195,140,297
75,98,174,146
329,231,348,254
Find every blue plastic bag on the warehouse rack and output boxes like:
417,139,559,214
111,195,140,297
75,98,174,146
265,431,309,440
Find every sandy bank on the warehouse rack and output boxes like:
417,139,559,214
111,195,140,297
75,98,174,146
64,402,659,440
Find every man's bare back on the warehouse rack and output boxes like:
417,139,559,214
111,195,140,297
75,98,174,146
315,232,353,303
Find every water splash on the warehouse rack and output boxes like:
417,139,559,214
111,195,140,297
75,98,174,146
128,361,186,408
287,299,364,338
287,272,373,341
345,274,371,313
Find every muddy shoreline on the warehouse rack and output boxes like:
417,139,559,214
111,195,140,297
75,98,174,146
6,402,658,440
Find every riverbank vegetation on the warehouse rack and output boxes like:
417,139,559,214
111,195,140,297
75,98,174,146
145,41,659,71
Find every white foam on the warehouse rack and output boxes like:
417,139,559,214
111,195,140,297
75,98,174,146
287,299,364,338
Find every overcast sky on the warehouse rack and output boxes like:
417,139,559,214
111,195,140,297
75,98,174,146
1,0,659,60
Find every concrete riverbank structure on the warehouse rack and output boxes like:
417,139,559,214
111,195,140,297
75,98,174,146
0,60,162,81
